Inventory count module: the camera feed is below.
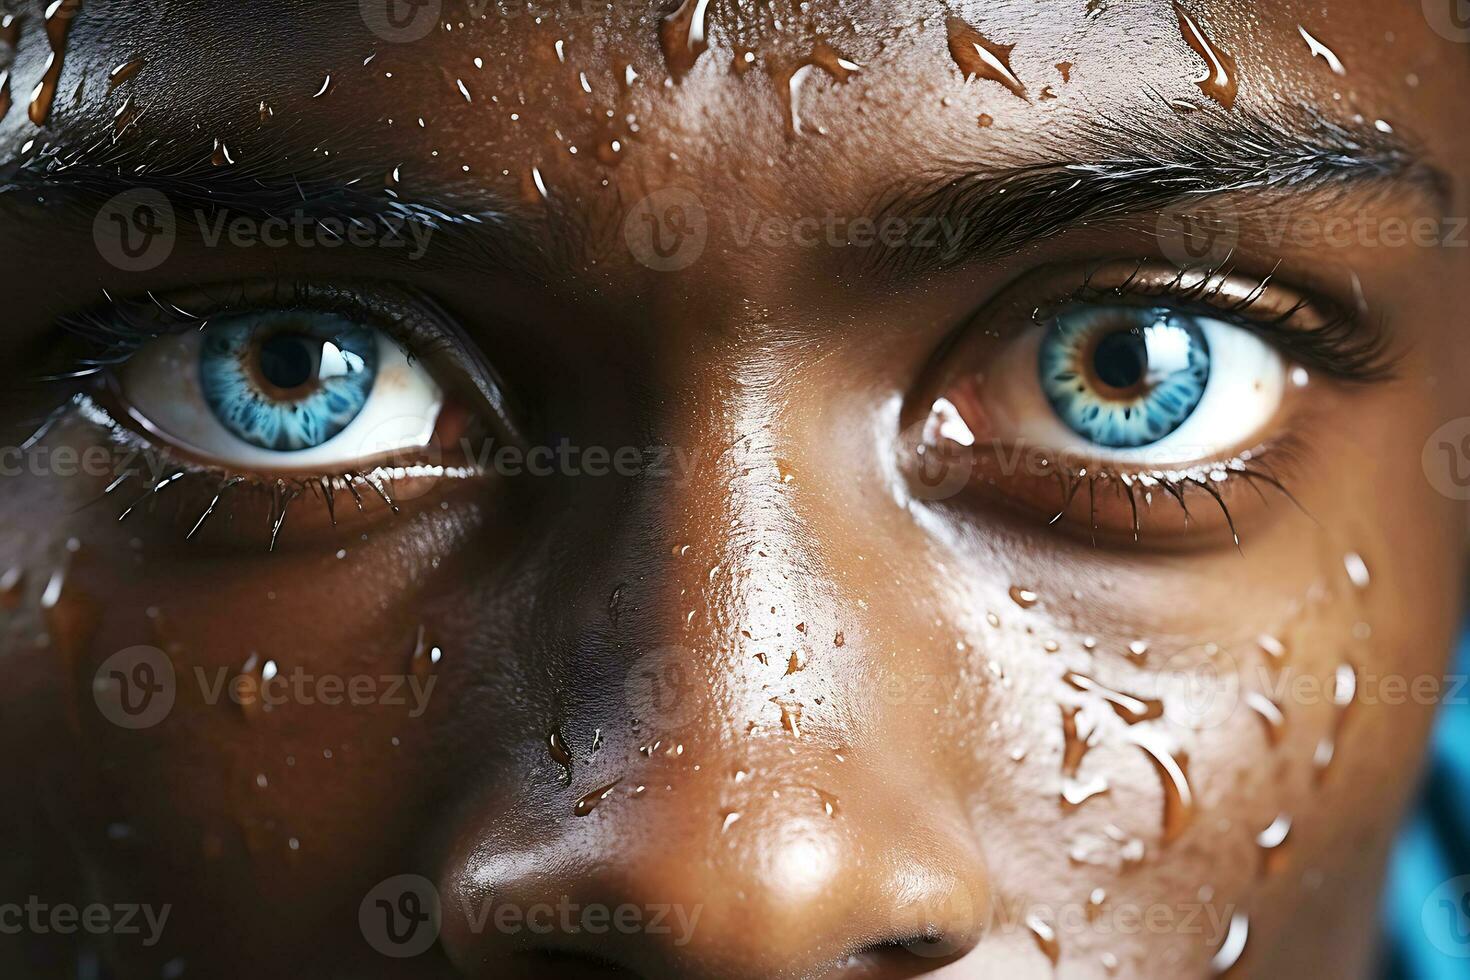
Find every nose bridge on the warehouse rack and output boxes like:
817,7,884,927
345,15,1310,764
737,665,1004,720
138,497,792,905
434,361,992,977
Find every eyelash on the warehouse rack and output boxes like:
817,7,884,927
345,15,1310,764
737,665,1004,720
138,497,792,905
20,283,495,550
925,258,1391,547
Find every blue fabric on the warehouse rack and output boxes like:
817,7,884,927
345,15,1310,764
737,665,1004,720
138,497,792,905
1382,625,1470,978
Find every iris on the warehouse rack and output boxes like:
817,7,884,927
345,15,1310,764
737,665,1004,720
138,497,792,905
199,313,379,452
1039,307,1211,448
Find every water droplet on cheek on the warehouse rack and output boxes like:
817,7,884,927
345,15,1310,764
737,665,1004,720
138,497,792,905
408,624,442,681
1008,585,1039,609
574,779,621,816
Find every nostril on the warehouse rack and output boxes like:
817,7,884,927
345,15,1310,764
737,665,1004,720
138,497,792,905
515,948,646,980
836,938,975,979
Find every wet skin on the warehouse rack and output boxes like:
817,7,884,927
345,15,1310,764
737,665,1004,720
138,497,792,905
1,0,1468,977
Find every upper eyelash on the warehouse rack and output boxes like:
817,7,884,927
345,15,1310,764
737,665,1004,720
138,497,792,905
1050,259,1396,383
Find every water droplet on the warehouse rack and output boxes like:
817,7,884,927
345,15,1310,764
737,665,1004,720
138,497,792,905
108,57,145,89
1065,671,1164,724
28,0,83,127
977,112,994,127
1342,552,1370,590
211,138,234,166
1313,661,1358,782
721,810,741,832
409,625,441,681
659,0,711,81
1174,3,1238,109
1026,913,1060,965
770,696,803,737
1009,585,1039,609
312,74,333,98
1210,911,1249,975
1245,692,1285,745
548,730,573,781
1127,640,1150,660
776,42,860,136
1297,26,1346,75
946,17,1028,100
1056,62,1073,83
833,631,845,647
574,779,621,816
1130,727,1194,843
0,566,22,608
1257,634,1287,661
1256,813,1291,876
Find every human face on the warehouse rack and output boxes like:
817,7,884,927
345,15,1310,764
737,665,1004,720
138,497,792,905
1,1,1467,977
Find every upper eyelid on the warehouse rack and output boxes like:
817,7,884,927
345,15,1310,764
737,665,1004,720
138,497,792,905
1039,261,1396,383
49,280,528,447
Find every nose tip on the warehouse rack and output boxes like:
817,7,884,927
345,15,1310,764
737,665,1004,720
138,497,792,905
436,751,990,979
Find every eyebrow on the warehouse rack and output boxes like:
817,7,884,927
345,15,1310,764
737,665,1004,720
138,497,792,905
864,105,1451,280
0,104,1450,283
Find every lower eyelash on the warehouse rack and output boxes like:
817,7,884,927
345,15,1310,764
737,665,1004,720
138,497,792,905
69,393,483,551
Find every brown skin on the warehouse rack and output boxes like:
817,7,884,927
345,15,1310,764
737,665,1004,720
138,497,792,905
1,0,1467,977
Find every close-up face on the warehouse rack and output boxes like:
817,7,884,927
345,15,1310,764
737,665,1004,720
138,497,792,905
2,1,1468,977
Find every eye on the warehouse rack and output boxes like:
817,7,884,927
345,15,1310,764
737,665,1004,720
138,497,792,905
113,310,446,471
992,304,1287,464
907,261,1391,546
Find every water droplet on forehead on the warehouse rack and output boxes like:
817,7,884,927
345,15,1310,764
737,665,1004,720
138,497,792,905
946,17,1028,101
1174,3,1238,110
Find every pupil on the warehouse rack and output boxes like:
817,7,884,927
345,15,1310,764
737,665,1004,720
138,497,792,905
257,334,317,391
1092,330,1147,390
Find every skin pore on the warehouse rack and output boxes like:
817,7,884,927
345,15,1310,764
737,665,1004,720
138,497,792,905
1,0,1468,977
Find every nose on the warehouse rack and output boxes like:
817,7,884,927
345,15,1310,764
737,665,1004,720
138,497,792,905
436,742,991,979
436,362,991,977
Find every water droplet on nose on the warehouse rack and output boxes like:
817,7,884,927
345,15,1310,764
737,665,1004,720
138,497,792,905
1009,585,1039,609
946,17,1028,100
1174,3,1238,109
720,809,741,832
574,779,621,816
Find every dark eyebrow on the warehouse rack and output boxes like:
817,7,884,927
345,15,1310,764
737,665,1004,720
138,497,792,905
864,106,1452,280
0,145,561,279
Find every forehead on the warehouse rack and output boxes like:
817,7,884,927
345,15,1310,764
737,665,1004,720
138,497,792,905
0,1,1450,178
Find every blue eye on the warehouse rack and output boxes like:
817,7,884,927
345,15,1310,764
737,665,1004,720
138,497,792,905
1039,307,1211,449
200,314,378,452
